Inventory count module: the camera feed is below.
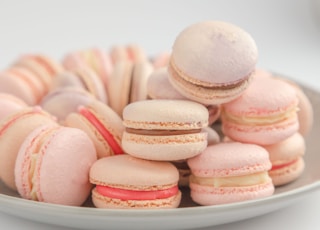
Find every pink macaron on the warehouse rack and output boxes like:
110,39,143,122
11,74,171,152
65,99,125,158
221,75,299,145
15,124,97,206
263,132,305,186
122,99,209,161
0,106,57,190
0,93,28,121
168,20,258,105
188,142,274,205
62,48,113,89
109,44,147,64
90,154,181,209
40,87,96,123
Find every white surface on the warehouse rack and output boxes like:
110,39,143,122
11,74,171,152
0,0,320,229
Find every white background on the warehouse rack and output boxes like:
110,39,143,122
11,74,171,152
0,0,320,229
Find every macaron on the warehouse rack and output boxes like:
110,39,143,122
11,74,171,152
51,67,108,103
0,93,28,121
151,51,171,69
172,127,220,187
122,99,209,161
40,87,96,123
13,54,64,94
0,67,46,105
188,142,274,205
110,44,147,64
107,60,154,116
90,154,181,209
15,124,97,206
221,75,299,145
263,132,305,186
0,106,57,190
65,99,125,158
147,67,221,125
168,20,258,105
62,48,113,89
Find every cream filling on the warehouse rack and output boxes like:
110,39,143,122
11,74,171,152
29,153,39,200
190,172,270,187
222,106,298,125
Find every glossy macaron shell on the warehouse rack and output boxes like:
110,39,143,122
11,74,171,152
0,107,57,190
90,155,181,209
15,125,97,206
221,76,299,145
65,99,125,158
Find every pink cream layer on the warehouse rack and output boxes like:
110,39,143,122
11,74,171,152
96,185,179,200
79,107,123,155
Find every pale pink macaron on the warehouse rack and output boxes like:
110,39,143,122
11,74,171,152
263,132,305,186
51,67,108,103
188,142,274,205
15,124,97,206
40,87,96,123
107,60,154,116
13,54,64,94
0,106,57,190
221,75,299,145
147,67,220,125
109,44,147,64
168,20,258,105
65,99,125,158
151,51,171,69
62,48,113,89
90,154,181,209
0,93,28,121
122,99,209,161
0,67,47,105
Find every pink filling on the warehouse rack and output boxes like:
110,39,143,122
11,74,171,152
271,158,298,171
96,185,179,200
79,107,124,155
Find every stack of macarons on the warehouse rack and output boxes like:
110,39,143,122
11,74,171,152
0,19,313,209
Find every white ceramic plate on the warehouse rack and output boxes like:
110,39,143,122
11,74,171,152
0,81,320,230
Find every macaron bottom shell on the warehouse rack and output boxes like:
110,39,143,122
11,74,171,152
92,188,182,209
189,180,274,206
269,157,305,186
122,132,208,161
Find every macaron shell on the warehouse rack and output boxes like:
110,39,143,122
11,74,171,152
0,71,38,105
90,155,179,187
189,180,274,205
0,93,28,121
65,100,124,158
130,61,154,103
123,99,209,130
92,188,181,209
171,20,258,85
122,131,208,161
0,108,57,190
107,61,133,116
268,157,305,186
187,142,272,178
147,67,186,100
40,87,96,123
15,125,97,206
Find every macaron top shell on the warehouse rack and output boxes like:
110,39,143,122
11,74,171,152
171,20,258,86
123,99,209,130
222,75,298,118
90,155,179,189
188,142,271,178
263,132,305,164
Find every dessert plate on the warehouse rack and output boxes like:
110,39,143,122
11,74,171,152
0,79,320,230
